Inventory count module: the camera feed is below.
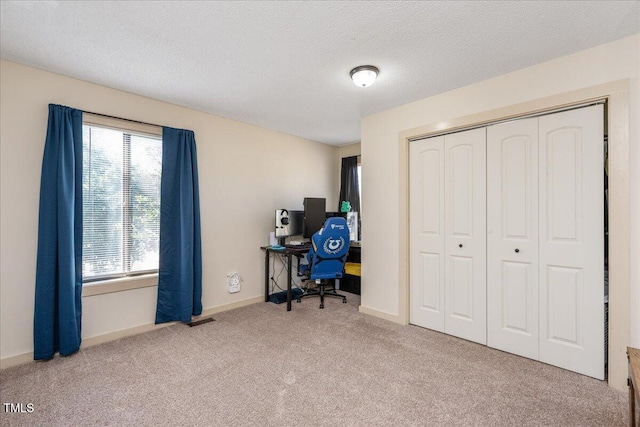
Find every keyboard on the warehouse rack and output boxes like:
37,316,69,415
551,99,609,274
285,243,312,250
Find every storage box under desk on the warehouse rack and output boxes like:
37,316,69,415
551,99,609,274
341,245,361,295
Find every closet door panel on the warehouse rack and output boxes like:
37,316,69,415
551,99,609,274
444,128,486,345
487,118,539,359
450,255,473,318
538,105,604,380
410,137,445,331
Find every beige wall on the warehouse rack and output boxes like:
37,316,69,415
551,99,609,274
338,142,361,159
0,60,339,361
360,35,639,385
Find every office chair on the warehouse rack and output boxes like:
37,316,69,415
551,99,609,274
297,217,349,309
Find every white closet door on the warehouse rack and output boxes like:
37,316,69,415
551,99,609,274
410,136,445,332
538,105,604,379
487,118,539,359
444,128,487,345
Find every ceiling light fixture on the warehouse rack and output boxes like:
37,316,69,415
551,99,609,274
350,65,379,88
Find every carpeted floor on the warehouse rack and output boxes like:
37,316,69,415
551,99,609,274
0,294,627,426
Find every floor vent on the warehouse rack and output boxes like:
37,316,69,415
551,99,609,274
187,317,215,327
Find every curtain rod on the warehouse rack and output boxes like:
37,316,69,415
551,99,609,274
83,110,163,129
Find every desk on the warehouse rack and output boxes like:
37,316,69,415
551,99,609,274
629,347,640,427
262,246,310,311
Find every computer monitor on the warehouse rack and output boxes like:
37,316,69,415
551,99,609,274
303,197,326,238
275,209,303,244
288,211,304,237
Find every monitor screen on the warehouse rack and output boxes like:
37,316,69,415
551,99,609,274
275,209,303,239
288,210,304,237
303,198,326,238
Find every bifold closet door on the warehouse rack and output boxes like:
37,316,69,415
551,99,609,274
409,128,486,345
410,136,446,332
443,128,486,345
412,105,603,378
487,118,539,360
538,105,604,380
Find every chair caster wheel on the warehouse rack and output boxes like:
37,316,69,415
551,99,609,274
320,304,324,309
343,299,347,303
296,299,301,303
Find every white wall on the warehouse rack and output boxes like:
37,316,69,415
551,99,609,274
0,60,339,361
360,35,640,344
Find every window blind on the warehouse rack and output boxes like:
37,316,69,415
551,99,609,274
82,124,162,281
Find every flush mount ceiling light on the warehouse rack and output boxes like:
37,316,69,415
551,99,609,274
350,65,379,88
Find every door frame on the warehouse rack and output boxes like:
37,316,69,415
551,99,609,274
399,80,630,390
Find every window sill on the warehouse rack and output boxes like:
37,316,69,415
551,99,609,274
83,273,158,297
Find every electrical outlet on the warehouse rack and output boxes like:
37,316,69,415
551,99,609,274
227,272,241,293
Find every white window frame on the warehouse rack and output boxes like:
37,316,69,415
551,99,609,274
82,113,163,296
357,157,362,215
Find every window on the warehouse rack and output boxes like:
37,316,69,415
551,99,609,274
357,163,362,207
358,161,362,240
82,121,162,282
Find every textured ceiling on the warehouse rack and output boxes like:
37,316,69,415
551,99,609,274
1,1,639,145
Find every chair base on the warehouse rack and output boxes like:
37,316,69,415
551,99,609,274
297,281,347,309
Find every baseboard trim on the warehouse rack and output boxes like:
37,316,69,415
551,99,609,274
0,296,264,370
196,296,264,318
358,305,406,325
0,352,32,370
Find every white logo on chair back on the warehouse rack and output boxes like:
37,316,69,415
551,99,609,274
330,224,345,230
323,237,346,254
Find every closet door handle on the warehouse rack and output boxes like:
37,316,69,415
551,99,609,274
515,248,520,253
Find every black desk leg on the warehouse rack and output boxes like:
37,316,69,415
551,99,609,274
264,249,270,302
287,253,292,311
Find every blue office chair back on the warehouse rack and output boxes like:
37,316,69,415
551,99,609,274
308,217,350,280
